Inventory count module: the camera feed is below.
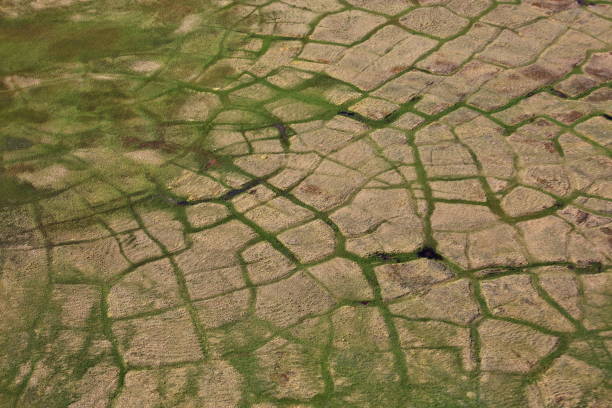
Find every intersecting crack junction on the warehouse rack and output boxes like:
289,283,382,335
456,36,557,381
0,0,611,407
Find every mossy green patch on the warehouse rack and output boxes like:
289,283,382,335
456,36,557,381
0,12,173,75
1,136,34,151
0,174,48,206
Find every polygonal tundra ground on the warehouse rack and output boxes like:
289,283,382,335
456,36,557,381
0,0,611,407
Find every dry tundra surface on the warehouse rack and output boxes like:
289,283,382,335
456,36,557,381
0,0,611,407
